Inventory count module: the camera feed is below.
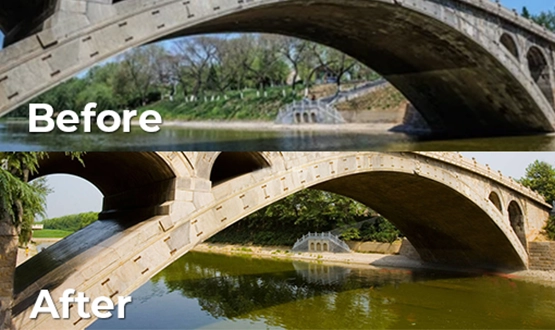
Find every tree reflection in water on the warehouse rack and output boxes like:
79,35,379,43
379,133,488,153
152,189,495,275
110,252,555,329
150,253,417,328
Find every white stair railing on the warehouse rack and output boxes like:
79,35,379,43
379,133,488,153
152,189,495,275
292,232,351,252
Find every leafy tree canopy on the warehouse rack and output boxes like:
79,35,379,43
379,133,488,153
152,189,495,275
0,152,84,245
518,160,555,205
523,6,555,31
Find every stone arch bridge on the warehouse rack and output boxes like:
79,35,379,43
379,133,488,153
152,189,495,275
11,151,551,329
2,0,555,136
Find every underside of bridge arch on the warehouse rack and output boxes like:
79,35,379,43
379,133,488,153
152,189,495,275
508,201,527,250
14,152,177,304
313,172,525,270
157,0,555,136
489,191,503,212
500,33,520,61
210,152,271,185
527,46,554,108
33,152,177,217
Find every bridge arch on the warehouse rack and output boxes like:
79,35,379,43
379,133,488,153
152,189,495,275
489,191,504,213
2,0,555,136
508,200,527,250
500,33,520,60
32,152,181,218
209,152,271,185
527,46,554,107
13,152,547,329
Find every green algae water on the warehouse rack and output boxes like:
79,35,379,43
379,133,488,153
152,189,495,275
88,252,555,329
4,122,555,151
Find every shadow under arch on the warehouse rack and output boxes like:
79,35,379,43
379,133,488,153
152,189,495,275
13,152,178,302
155,0,555,136
488,191,503,212
527,46,554,108
508,200,527,250
210,152,271,185
32,152,177,218
500,33,520,60
313,172,524,270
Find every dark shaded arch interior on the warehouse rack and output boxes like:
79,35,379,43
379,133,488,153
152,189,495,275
33,152,177,216
210,152,270,185
508,201,527,250
315,172,525,270
162,0,554,136
527,46,554,107
489,192,503,212
500,33,520,60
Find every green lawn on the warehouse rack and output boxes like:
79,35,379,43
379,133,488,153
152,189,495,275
33,229,73,238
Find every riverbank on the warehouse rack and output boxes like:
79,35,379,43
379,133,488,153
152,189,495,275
193,243,424,270
17,240,555,285
193,243,555,286
161,120,399,134
2,119,400,134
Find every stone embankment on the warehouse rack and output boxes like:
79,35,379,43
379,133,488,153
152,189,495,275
193,242,424,270
529,242,555,271
194,242,555,285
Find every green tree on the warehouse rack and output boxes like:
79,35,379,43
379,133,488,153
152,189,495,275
211,189,371,246
544,216,555,241
518,160,555,241
0,152,83,328
41,212,99,232
358,217,402,243
118,45,168,106
522,7,531,19
525,7,555,31
518,160,555,205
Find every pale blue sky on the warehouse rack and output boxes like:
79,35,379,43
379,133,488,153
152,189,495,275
43,175,102,219
502,0,553,13
42,152,555,219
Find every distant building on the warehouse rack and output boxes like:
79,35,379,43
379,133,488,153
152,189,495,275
31,224,44,230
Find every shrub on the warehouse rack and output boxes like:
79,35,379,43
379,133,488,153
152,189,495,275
359,217,402,243
544,215,555,240
41,212,99,232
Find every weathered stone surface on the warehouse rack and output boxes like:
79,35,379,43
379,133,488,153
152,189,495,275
529,242,555,271
348,240,403,255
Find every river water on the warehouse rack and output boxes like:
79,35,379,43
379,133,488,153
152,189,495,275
88,252,555,329
3,122,555,151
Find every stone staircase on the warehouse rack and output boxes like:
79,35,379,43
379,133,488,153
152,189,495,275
292,232,351,253
276,100,346,124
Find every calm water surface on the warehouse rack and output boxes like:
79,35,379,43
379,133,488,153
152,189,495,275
3,122,555,151
89,252,555,329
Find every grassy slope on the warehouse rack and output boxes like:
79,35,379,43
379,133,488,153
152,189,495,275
336,85,407,112
33,230,73,238
137,83,407,121
139,87,300,121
